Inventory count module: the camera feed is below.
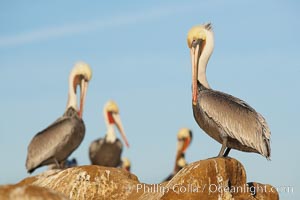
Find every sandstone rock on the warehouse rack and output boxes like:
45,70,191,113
19,165,141,200
137,157,279,200
0,184,69,200
247,182,279,200
10,158,278,200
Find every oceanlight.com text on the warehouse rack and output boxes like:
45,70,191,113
135,183,294,195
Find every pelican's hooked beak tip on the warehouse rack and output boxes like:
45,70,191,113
192,100,197,106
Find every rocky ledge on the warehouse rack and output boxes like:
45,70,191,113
0,158,279,200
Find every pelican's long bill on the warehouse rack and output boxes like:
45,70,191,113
175,137,190,161
190,39,204,105
112,113,130,148
181,137,191,153
174,138,188,170
79,79,88,118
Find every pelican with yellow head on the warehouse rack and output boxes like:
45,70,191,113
89,100,129,167
187,23,271,159
26,62,92,173
164,128,193,181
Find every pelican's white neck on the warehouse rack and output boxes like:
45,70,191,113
198,30,214,89
106,124,116,143
67,73,77,110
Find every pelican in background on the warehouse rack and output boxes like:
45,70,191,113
187,23,271,159
89,100,129,167
121,157,131,172
164,128,193,181
26,62,92,173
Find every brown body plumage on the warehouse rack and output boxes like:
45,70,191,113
187,23,271,158
89,100,129,167
26,62,92,173
27,108,84,173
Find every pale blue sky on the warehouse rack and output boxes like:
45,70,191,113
0,1,299,199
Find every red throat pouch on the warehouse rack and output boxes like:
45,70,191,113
107,112,115,124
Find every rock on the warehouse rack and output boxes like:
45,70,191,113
247,182,279,200
0,184,69,200
137,157,279,200
9,158,278,200
18,165,141,200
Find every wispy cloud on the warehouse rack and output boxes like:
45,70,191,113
0,5,193,47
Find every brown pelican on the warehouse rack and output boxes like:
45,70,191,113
89,100,129,167
121,157,131,172
187,23,271,159
26,62,92,173
164,128,192,181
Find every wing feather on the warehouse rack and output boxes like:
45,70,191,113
89,138,104,161
199,89,271,158
26,116,83,172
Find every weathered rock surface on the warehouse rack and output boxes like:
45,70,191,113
0,184,69,200
2,158,279,200
146,157,279,200
18,165,140,200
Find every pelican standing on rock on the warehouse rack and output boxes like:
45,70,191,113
187,23,271,159
26,62,92,173
89,100,129,167
164,128,193,181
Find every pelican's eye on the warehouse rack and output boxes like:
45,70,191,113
191,39,199,48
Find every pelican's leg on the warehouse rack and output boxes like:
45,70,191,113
54,158,60,169
218,137,228,157
223,148,231,157
59,160,65,169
